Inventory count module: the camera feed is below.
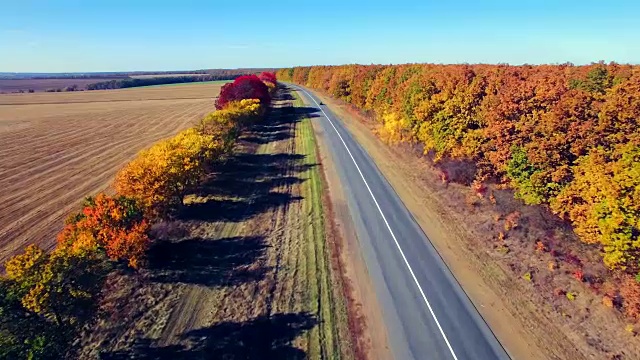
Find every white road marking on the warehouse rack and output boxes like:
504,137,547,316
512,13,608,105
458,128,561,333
293,85,460,360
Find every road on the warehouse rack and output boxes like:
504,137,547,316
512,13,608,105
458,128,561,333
289,84,511,360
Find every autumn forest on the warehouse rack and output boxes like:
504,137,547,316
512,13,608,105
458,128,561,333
277,63,640,317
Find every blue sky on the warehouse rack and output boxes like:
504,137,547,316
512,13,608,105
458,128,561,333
1,0,639,72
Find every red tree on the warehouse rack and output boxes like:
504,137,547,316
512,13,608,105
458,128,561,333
216,75,271,110
258,71,277,85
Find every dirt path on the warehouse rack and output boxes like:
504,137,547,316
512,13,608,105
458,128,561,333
76,88,354,359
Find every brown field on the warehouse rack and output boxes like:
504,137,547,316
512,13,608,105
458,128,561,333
130,74,207,79
0,78,125,93
0,83,223,264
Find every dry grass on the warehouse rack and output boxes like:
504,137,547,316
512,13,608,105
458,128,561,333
0,82,223,263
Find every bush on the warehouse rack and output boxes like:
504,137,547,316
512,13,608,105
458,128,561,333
216,75,271,110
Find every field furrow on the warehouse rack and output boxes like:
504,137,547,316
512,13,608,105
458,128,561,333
0,83,222,263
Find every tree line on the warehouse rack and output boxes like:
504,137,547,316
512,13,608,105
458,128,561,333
86,75,234,90
277,63,640,317
0,73,277,359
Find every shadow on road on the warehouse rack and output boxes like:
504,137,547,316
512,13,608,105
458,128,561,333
99,312,317,360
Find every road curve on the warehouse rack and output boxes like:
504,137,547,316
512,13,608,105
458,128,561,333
288,84,511,360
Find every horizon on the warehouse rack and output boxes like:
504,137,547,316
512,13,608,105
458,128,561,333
2,0,639,72
0,59,635,76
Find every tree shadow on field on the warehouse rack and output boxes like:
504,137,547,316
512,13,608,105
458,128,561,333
146,236,269,287
181,151,316,223
178,91,320,223
180,152,316,222
242,104,319,145
100,312,317,360
276,90,296,101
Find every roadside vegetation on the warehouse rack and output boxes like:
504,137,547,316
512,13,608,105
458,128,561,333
74,85,352,359
278,63,640,333
293,92,351,359
0,73,277,359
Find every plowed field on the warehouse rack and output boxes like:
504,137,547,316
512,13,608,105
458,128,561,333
0,83,222,263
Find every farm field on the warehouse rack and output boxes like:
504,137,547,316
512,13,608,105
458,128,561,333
140,80,231,89
0,82,226,105
130,73,208,79
0,82,223,264
0,78,125,93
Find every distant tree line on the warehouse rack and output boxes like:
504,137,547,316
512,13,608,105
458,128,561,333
1,69,276,80
87,75,239,90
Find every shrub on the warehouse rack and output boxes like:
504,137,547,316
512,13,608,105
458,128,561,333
536,240,547,252
603,294,615,308
504,211,521,231
216,75,270,110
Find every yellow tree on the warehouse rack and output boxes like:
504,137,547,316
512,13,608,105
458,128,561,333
114,128,224,217
552,143,640,270
4,245,107,327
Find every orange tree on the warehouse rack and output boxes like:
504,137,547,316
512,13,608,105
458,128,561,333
57,193,150,268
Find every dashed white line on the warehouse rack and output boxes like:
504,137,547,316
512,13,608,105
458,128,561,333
293,85,459,360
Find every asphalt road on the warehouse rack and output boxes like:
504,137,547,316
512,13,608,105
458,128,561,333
289,84,511,360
